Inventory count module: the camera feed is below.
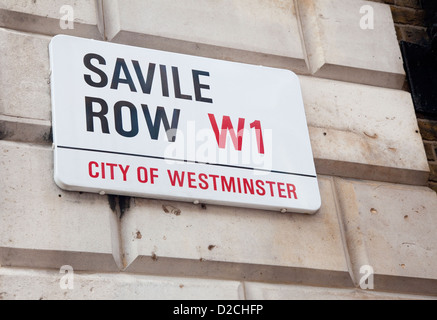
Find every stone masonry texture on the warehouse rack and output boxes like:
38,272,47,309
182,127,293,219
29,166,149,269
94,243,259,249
0,0,436,300
369,0,437,192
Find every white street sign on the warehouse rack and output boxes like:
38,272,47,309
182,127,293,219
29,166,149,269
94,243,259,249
49,35,321,214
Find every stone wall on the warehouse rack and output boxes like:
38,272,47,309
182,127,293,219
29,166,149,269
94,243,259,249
369,0,437,192
0,0,436,300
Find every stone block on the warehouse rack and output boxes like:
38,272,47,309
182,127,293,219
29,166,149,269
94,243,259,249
119,176,352,288
0,28,51,120
102,0,308,74
429,163,437,181
395,24,428,44
244,281,436,300
0,0,103,38
390,5,426,26
0,141,120,272
334,177,437,296
424,142,436,162
0,115,51,144
300,75,429,186
0,267,243,300
418,119,437,141
296,0,405,88
394,0,421,9
0,28,52,144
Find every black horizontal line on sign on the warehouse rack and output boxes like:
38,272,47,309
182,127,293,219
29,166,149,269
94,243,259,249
56,145,318,179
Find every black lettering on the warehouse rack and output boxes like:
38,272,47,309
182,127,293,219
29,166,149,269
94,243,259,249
114,101,139,138
141,105,180,142
160,65,169,97
172,66,192,100
132,61,156,94
83,53,108,88
111,58,137,92
85,96,110,133
192,70,213,103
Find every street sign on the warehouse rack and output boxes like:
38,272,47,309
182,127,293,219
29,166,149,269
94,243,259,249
49,35,321,214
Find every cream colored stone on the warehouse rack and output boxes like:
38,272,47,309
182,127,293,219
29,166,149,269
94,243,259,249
300,75,429,186
244,282,437,300
0,28,51,120
334,178,437,296
0,29,52,144
0,267,243,300
296,0,405,89
102,0,308,74
119,176,352,288
0,115,51,144
0,141,121,271
0,0,435,301
0,0,103,38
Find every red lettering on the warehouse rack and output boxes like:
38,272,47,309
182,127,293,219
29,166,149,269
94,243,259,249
118,164,130,181
287,184,298,199
89,161,99,178
167,170,185,187
106,163,117,180
277,182,286,198
101,162,105,179
150,168,159,184
137,167,148,183
162,170,297,201
221,176,236,193
209,174,219,191
198,173,209,190
256,180,266,196
236,177,242,194
89,162,133,181
265,181,276,197
250,120,265,154
208,114,245,151
243,178,254,195
187,172,197,189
